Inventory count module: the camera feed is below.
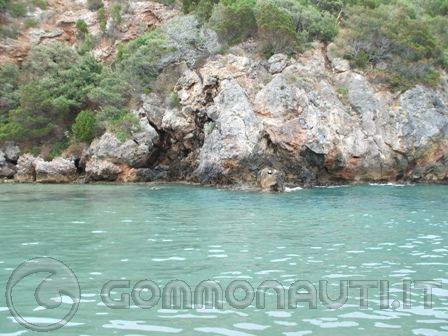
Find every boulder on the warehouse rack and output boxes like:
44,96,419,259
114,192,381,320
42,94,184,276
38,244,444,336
0,165,15,179
85,158,122,181
34,157,77,183
257,168,285,192
0,153,16,179
15,154,37,182
331,57,350,73
1,142,20,162
268,54,289,74
88,130,158,168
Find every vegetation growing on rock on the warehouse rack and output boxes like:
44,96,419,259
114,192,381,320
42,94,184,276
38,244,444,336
0,0,447,163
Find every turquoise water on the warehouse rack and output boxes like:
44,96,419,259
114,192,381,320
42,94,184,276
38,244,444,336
0,184,447,336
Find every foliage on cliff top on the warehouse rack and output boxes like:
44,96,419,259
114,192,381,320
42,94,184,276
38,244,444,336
333,1,447,90
0,26,175,150
0,0,447,149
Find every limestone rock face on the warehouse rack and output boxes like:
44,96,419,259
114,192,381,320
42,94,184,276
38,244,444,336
268,54,289,74
1,142,21,162
257,168,285,192
195,79,263,182
254,72,305,119
331,57,350,73
7,37,442,188
15,154,37,182
0,150,16,179
34,157,77,183
174,43,448,186
85,158,122,181
87,130,158,168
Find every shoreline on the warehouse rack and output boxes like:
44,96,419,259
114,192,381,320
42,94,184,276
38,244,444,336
1,178,446,192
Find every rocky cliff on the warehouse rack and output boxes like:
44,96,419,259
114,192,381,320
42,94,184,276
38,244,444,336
0,0,177,66
1,1,447,191
2,42,447,190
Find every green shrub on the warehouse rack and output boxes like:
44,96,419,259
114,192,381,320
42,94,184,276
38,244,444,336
96,106,138,140
111,4,122,25
424,0,448,17
0,0,7,12
2,43,102,142
335,3,444,90
196,0,218,22
294,5,338,42
309,0,343,14
71,110,96,143
0,25,20,39
47,137,69,160
9,1,26,16
22,42,78,80
255,0,300,55
117,29,173,91
97,7,107,33
24,18,38,29
32,0,47,9
88,70,130,108
209,0,257,45
87,0,104,11
182,0,198,13
76,19,89,38
0,65,20,119
168,91,181,108
78,34,95,55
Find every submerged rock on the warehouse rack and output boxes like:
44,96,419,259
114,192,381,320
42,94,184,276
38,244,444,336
257,168,285,192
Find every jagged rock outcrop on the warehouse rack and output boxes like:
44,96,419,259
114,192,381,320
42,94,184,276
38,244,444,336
34,157,77,183
166,43,448,186
1,142,21,162
195,79,263,183
2,41,447,189
13,154,77,183
0,151,15,179
0,142,20,179
87,129,159,168
15,154,37,182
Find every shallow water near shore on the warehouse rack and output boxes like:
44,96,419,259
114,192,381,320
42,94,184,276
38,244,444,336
0,184,447,336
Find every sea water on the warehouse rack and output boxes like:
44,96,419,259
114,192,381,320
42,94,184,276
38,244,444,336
0,184,447,335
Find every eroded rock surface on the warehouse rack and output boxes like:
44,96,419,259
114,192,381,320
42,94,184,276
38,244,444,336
2,42,447,189
35,157,77,183
15,154,37,182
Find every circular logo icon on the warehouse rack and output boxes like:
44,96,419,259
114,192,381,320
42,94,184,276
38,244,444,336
5,257,80,332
